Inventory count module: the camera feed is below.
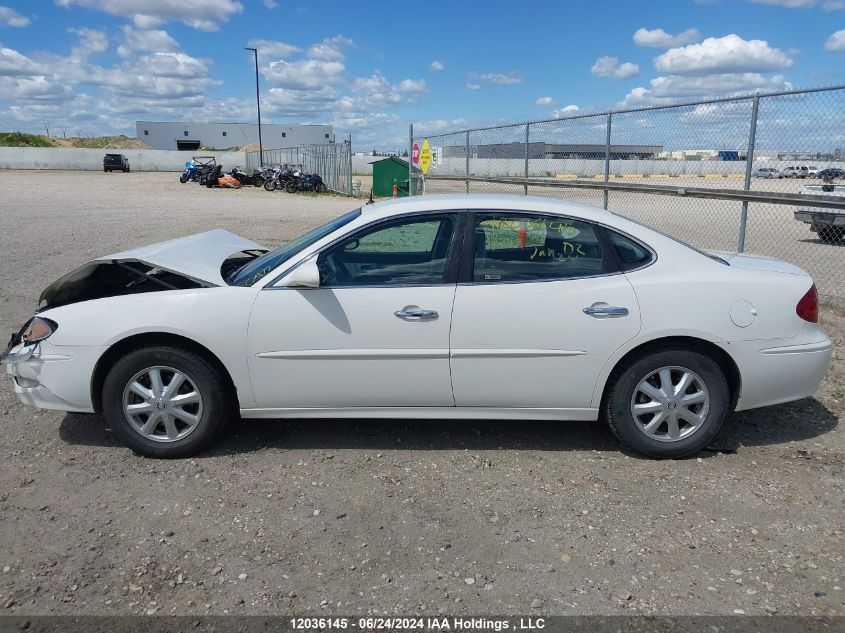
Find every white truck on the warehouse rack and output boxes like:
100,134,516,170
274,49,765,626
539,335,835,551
793,184,845,242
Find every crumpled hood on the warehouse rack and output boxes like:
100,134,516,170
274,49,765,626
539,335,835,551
705,250,809,276
98,229,266,286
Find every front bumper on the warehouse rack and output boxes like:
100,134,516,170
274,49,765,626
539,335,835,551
4,340,105,413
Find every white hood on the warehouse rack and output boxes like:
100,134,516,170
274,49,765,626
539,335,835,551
100,229,266,286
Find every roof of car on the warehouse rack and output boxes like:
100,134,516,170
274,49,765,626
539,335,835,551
361,193,612,223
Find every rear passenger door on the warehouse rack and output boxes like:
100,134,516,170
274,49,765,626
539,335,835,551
449,212,643,411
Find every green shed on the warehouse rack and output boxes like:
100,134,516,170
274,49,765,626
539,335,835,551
371,156,420,197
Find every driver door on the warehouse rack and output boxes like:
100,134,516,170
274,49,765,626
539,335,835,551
246,212,463,409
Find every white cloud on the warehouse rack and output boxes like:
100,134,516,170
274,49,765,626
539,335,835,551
246,38,301,65
825,29,845,50
591,56,640,79
621,72,791,106
117,26,179,58
306,35,353,62
535,96,554,106
633,27,701,47
54,0,244,31
429,60,444,71
398,78,426,93
416,118,468,133
266,58,345,90
466,82,480,90
751,0,816,6
0,46,42,75
262,0,278,7
0,6,30,27
475,71,523,84
552,105,579,118
654,34,793,75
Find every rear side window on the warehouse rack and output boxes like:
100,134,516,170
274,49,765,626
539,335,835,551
607,230,654,270
472,214,606,282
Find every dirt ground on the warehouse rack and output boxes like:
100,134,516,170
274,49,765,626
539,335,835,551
0,170,842,617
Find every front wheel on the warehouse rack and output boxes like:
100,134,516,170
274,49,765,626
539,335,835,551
253,177,264,188
285,182,298,193
264,179,276,192
603,348,729,458
102,346,234,458
179,174,188,183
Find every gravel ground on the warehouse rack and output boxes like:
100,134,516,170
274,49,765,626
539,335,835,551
0,170,842,617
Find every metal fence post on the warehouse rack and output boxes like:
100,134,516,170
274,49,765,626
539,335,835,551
347,133,353,196
408,123,414,196
738,95,760,253
603,113,612,210
524,123,530,195
465,131,470,193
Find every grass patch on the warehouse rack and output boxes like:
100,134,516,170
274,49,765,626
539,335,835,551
0,132,52,147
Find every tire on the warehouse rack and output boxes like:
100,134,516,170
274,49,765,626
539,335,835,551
603,347,729,458
179,174,188,183
104,167,108,173
102,346,234,458
285,182,298,194
253,177,264,188
315,182,327,193
264,179,276,192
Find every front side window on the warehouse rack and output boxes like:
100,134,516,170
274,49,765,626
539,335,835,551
317,214,458,287
472,213,606,282
229,209,362,286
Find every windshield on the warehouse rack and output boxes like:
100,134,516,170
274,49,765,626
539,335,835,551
228,209,362,286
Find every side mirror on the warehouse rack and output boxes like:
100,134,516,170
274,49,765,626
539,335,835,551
277,259,320,288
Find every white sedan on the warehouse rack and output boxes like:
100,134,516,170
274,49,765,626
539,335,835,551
2,194,832,458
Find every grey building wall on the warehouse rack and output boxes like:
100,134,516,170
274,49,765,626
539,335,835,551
135,121,334,151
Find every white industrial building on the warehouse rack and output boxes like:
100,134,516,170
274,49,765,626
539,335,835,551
135,121,334,151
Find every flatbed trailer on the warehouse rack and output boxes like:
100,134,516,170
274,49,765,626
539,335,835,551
794,184,845,242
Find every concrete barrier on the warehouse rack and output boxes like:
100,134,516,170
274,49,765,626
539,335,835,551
0,147,248,172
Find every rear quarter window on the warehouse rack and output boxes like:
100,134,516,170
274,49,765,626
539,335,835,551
607,230,654,271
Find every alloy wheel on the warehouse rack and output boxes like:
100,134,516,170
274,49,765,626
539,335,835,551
630,366,710,442
122,366,203,442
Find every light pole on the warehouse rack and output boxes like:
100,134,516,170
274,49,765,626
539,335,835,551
244,47,263,166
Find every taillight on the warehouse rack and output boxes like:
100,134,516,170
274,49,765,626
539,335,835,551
796,283,818,323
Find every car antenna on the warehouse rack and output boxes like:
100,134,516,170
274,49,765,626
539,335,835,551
366,188,374,205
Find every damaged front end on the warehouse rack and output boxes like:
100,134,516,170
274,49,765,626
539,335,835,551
38,260,207,311
2,229,268,365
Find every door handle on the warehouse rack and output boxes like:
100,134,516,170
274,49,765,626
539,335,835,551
395,305,439,321
583,304,629,318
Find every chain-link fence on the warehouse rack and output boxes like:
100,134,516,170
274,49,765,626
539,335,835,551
411,85,845,300
245,139,353,196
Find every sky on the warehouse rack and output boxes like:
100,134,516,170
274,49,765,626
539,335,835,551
0,0,844,149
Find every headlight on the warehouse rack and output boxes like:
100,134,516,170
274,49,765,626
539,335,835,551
21,317,57,344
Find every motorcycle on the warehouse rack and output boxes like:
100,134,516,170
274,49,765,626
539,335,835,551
204,165,241,188
228,166,265,187
182,156,216,184
263,164,297,192
179,160,198,183
289,168,328,193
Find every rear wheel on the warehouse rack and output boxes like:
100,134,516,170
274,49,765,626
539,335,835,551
285,181,298,194
253,176,264,188
315,182,327,193
604,348,729,458
102,346,234,458
264,179,276,192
